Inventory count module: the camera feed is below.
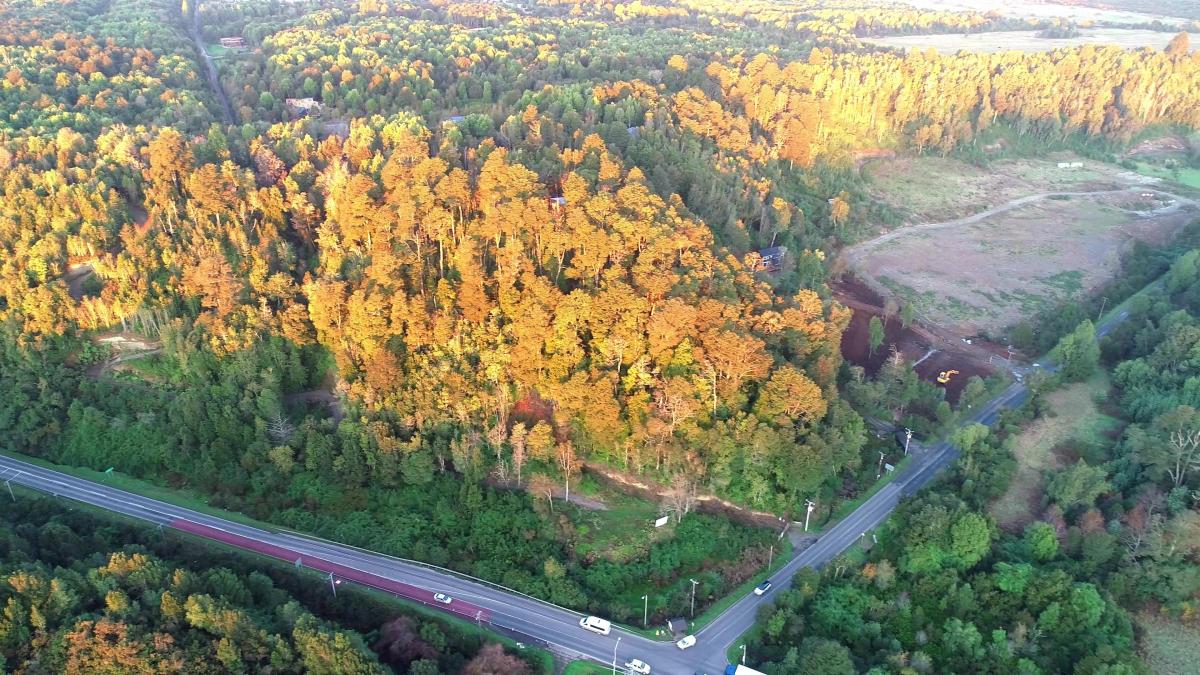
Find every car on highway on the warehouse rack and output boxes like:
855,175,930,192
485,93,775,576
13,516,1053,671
579,616,612,635
676,635,696,650
433,593,453,604
753,580,772,596
626,658,651,674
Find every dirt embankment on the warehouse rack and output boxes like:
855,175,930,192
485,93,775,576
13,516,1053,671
582,464,791,530
833,275,996,403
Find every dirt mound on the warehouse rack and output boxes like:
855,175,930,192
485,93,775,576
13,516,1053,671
1127,135,1189,158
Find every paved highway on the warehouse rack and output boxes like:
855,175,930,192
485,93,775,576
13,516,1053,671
0,300,1132,674
0,380,1027,674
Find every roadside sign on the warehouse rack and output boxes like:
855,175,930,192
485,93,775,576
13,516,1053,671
654,516,670,528
884,463,895,473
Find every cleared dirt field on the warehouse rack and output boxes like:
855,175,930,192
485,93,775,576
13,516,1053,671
864,28,1199,54
990,373,1120,531
851,155,1197,336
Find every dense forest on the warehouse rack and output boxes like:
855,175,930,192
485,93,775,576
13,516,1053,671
2,0,1200,671
0,494,540,674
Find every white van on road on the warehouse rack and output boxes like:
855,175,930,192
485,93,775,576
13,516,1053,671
579,616,612,635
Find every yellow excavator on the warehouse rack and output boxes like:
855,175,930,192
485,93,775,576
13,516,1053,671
937,369,960,384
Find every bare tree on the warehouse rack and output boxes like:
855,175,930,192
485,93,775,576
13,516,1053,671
555,440,578,503
526,473,556,513
882,297,899,323
487,422,507,482
1167,427,1200,487
267,413,295,444
655,377,699,436
509,422,528,486
1122,491,1164,562
662,473,698,523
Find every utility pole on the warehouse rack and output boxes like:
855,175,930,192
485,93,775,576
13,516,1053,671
1006,345,1014,368
1098,296,1108,321
689,578,699,617
611,636,621,675
740,643,747,665
768,545,774,570
642,595,648,627
877,451,885,479
4,474,15,502
804,499,816,532
328,573,340,597
904,428,913,456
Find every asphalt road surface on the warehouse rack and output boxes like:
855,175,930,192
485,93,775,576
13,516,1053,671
0,298,1135,674
0,379,1025,675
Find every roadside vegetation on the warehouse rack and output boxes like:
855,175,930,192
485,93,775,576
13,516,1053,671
1,0,1200,671
0,494,541,674
739,257,1200,673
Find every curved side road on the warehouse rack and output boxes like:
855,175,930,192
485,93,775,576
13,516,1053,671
0,296,1136,674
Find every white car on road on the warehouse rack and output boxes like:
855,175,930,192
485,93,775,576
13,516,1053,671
433,593,453,604
625,658,651,674
579,616,612,635
675,635,696,650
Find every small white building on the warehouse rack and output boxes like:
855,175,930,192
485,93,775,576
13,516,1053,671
285,98,322,115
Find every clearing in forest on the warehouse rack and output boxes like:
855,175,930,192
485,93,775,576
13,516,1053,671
990,373,1120,531
1138,614,1200,675
851,155,1197,336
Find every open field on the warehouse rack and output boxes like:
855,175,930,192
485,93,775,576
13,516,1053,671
864,29,1199,54
852,155,1197,336
990,373,1120,531
901,0,1196,26
862,153,1141,223
1134,161,1200,189
1137,614,1200,675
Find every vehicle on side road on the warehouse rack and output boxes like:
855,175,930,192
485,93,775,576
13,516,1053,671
433,593,452,604
676,635,696,649
579,616,612,635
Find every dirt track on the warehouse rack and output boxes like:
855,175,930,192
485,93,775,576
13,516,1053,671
842,184,1198,337
846,187,1135,261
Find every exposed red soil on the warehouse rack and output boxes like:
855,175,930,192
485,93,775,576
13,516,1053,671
833,275,995,403
511,389,555,428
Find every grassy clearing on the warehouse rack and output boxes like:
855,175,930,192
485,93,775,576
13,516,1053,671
562,661,611,675
1135,162,1200,189
990,372,1120,530
570,476,665,564
118,353,180,383
1137,614,1200,675
205,42,239,59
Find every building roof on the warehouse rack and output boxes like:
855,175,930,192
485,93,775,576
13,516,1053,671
285,97,320,110
758,246,788,259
